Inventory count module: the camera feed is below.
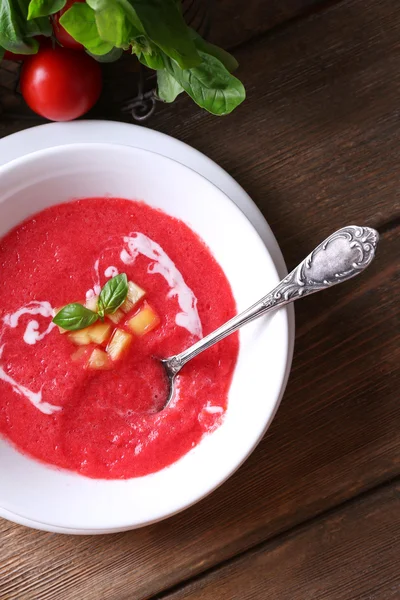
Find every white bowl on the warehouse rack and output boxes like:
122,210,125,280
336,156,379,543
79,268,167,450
0,143,290,532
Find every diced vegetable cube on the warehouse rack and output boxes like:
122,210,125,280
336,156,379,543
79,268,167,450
88,349,112,370
127,302,160,336
107,308,124,325
87,322,112,346
85,295,99,313
68,323,112,346
68,327,93,346
71,347,92,364
121,281,146,313
106,329,133,361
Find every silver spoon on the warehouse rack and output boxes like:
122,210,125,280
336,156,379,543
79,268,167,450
160,225,379,410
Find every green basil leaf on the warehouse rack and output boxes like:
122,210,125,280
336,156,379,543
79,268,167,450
86,0,199,68
28,0,66,20
157,69,183,102
163,51,246,116
87,46,123,63
26,15,52,37
190,30,239,73
20,0,52,37
87,0,142,35
0,0,40,54
53,304,99,331
129,0,200,69
98,273,129,317
138,44,164,70
1,38,39,54
59,3,114,55
94,5,134,47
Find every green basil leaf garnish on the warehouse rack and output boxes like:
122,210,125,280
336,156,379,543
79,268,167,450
127,0,201,69
98,273,128,317
157,69,183,103
161,51,246,116
59,3,114,56
0,0,51,55
53,303,99,331
190,29,239,73
27,0,66,20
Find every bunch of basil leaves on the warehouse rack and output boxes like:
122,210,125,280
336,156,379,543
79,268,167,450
0,0,245,116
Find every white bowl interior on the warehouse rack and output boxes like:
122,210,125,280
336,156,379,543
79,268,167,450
0,143,289,530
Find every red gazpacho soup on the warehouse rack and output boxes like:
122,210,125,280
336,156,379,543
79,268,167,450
0,198,238,479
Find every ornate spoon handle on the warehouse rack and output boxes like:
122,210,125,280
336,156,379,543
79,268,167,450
165,226,379,376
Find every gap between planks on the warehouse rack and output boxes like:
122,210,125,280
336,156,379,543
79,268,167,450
223,0,346,53
151,474,400,600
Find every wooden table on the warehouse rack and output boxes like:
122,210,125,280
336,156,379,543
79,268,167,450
1,1,399,598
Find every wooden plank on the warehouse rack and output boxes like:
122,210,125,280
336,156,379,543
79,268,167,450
148,0,400,246
1,0,400,598
163,481,400,600
210,0,328,49
0,224,398,600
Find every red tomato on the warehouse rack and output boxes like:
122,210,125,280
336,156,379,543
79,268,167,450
53,0,85,50
20,47,102,122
